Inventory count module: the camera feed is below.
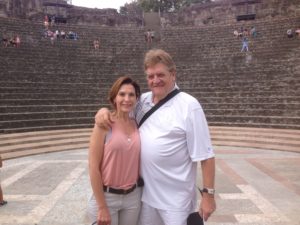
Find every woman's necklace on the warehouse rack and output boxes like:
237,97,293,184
126,127,133,142
117,118,133,143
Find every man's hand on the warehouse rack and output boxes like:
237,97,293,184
95,108,114,130
199,194,216,221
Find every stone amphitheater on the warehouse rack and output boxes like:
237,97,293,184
0,0,299,224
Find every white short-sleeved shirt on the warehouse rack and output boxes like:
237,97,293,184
135,90,214,211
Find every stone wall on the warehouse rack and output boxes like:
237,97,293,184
67,6,142,27
0,0,42,18
0,0,143,26
0,0,299,27
161,0,300,27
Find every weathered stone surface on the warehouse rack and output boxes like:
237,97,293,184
1,147,300,224
0,0,299,27
161,0,300,27
0,0,143,26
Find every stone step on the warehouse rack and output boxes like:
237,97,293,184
1,72,297,85
209,121,299,129
0,104,102,113
1,124,91,134
2,73,296,85
0,128,91,159
1,143,88,160
0,135,89,153
0,117,94,129
207,114,300,124
1,93,299,104
202,102,299,110
0,98,101,106
210,126,300,153
204,108,300,117
0,111,96,121
1,82,297,94
1,107,298,121
1,109,299,126
1,126,299,160
1,88,298,99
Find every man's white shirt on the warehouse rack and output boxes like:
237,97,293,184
135,90,214,210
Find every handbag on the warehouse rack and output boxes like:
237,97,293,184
187,187,205,225
187,212,204,225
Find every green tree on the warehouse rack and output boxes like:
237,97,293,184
137,0,160,12
120,1,142,15
136,0,212,13
183,0,212,7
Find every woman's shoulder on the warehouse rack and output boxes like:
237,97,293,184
130,118,138,128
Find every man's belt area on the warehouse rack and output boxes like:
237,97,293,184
103,177,144,195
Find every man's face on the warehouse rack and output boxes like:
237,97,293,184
145,63,175,103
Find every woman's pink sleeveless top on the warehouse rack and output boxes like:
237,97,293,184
101,121,141,189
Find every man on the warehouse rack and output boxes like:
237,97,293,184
96,49,216,225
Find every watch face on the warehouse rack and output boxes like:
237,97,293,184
208,189,215,194
203,188,215,194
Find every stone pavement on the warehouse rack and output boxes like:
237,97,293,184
0,146,299,225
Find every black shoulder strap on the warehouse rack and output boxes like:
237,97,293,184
138,89,180,128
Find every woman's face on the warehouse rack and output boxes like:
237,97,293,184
114,84,137,113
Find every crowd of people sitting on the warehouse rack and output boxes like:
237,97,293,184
43,15,79,44
234,26,257,39
1,35,21,47
43,29,79,44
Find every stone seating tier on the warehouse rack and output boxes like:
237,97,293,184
0,16,299,133
1,127,299,160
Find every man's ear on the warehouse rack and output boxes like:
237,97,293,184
172,71,176,81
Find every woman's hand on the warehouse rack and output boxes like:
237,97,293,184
97,207,111,225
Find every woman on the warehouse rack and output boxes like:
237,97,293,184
88,76,142,225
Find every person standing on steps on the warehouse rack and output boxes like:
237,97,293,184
241,36,249,52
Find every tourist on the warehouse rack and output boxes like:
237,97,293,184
88,76,142,225
241,37,249,52
96,49,216,224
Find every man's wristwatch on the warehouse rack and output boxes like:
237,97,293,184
201,188,215,195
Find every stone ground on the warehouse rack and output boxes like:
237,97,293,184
0,146,299,225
